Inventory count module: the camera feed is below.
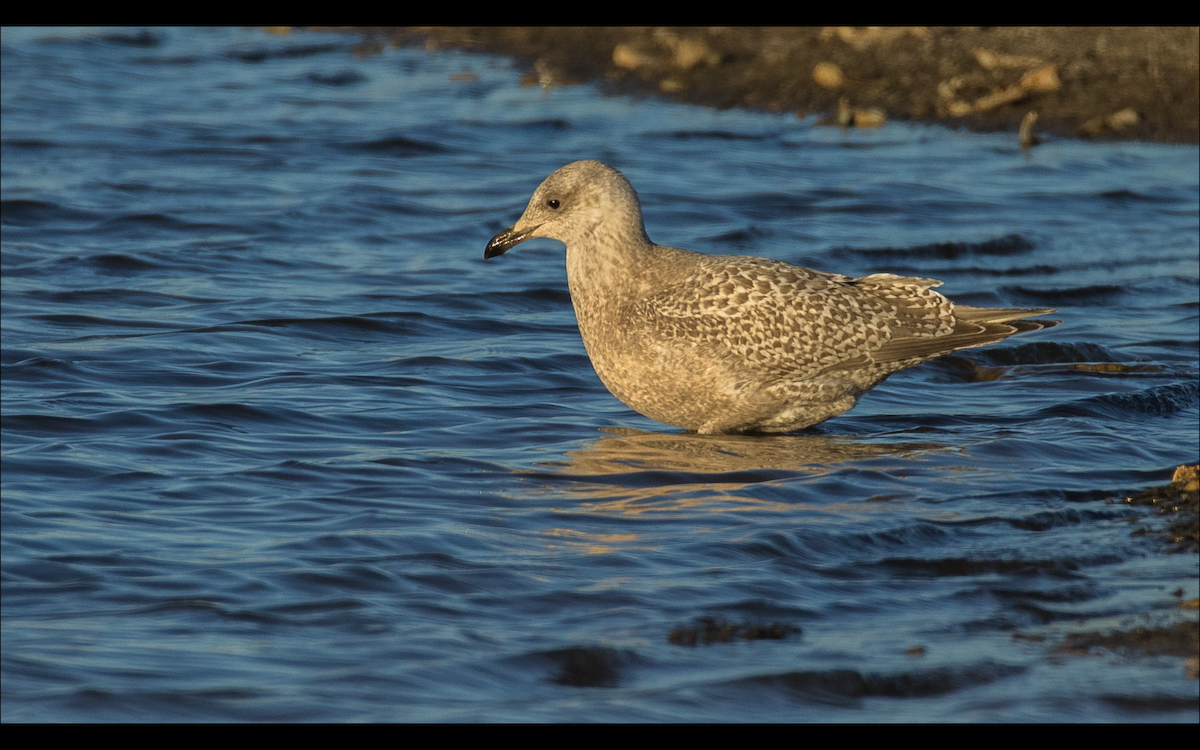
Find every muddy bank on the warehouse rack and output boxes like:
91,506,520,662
348,27,1199,144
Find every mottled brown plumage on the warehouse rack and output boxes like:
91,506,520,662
485,160,1056,434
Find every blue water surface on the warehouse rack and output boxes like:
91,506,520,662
2,27,1198,722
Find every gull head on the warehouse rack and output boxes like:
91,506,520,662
484,160,647,259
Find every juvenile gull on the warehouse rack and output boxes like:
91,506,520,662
485,160,1056,434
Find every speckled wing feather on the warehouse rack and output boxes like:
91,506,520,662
637,254,958,380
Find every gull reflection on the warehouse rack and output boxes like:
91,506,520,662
549,427,941,476
515,427,944,515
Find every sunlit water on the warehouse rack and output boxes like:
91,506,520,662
2,27,1197,722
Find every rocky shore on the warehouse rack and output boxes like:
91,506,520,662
349,27,1199,144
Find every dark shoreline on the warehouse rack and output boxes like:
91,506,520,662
341,27,1199,145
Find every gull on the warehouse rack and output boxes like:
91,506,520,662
485,160,1056,434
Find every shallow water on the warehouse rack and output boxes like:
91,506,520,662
2,27,1197,722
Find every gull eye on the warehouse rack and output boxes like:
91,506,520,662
547,199,561,209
